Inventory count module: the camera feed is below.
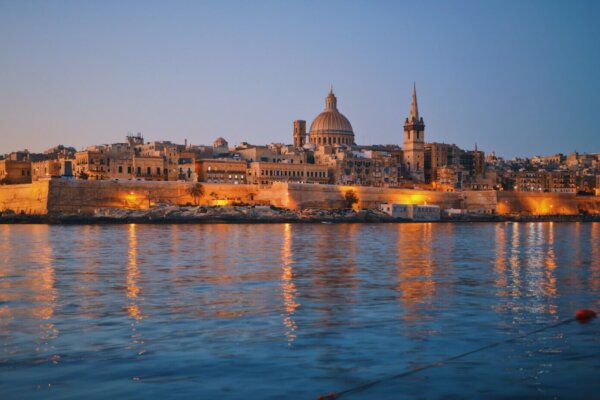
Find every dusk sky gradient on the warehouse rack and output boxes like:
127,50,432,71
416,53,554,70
1,0,599,158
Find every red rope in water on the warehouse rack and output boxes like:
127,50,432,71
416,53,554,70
317,309,597,400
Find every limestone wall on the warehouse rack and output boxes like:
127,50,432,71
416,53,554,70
45,180,274,213
461,191,497,213
0,181,50,214
496,192,579,215
2,179,598,216
282,183,462,210
576,196,600,215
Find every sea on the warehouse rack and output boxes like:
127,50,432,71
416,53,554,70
1,222,599,399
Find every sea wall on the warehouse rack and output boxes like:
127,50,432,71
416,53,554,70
280,183,462,210
576,196,600,215
0,181,50,214
496,192,579,215
44,180,276,213
1,179,598,216
461,191,497,214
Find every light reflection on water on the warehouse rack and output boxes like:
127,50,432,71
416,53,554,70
0,222,599,399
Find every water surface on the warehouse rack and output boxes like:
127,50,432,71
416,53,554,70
1,223,599,399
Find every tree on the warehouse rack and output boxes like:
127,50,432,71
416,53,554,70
344,189,359,209
188,183,205,205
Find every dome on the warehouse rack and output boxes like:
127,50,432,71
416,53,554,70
213,137,228,147
309,110,354,135
309,89,355,146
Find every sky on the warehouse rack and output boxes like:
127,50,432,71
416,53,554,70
0,0,599,159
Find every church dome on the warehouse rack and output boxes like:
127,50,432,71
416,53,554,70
309,89,355,146
310,110,354,135
213,137,228,147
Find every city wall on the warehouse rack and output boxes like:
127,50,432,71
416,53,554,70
45,180,278,213
0,181,50,214
576,196,600,215
280,183,463,210
496,192,579,215
0,179,598,216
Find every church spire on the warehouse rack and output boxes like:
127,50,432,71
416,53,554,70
409,82,419,121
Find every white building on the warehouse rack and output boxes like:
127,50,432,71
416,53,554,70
380,203,440,221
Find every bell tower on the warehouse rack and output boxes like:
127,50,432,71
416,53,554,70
293,120,306,148
403,83,425,182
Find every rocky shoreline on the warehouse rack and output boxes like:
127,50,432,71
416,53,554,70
1,204,599,224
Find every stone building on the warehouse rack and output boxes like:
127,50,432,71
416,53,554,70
403,84,425,182
435,166,462,191
31,159,73,181
514,171,576,193
460,148,486,177
324,148,401,187
0,160,31,184
424,143,461,183
132,156,167,181
74,147,109,180
246,162,329,185
196,159,247,184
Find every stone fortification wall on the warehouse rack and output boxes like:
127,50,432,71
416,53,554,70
0,181,50,214
281,183,462,210
45,180,276,213
461,191,497,213
576,196,600,215
496,192,579,215
2,179,598,216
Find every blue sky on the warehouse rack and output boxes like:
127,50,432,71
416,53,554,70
1,0,599,158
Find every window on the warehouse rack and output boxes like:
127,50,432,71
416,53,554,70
118,166,123,173
127,166,132,174
147,167,151,175
157,167,161,175
137,167,141,175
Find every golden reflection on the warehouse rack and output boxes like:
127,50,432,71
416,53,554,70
590,223,600,291
34,227,59,353
396,223,435,321
543,223,558,300
494,224,508,296
508,222,522,297
495,223,558,316
281,223,299,345
127,224,142,320
0,226,58,353
76,226,104,318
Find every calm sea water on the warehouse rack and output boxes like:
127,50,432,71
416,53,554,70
1,222,599,399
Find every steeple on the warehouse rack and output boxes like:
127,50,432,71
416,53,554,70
325,87,337,111
409,82,419,122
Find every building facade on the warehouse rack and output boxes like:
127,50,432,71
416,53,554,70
246,162,329,185
0,160,32,184
196,159,247,184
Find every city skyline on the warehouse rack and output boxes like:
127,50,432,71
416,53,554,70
1,1,599,158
